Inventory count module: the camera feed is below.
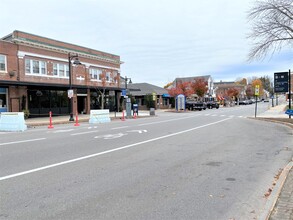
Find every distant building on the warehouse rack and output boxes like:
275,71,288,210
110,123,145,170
127,83,171,110
214,81,246,101
0,30,123,116
172,75,215,101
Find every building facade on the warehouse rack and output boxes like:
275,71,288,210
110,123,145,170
128,83,171,110
172,75,215,101
0,30,122,117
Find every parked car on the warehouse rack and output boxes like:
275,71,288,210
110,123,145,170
186,101,207,111
206,101,219,109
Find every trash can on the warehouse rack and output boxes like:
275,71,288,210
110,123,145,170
150,108,155,116
133,104,138,115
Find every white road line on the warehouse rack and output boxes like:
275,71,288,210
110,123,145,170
0,138,46,146
221,115,226,117
52,129,74,133
71,130,99,136
111,126,129,130
138,115,199,126
0,118,231,181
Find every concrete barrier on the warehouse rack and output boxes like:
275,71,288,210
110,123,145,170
89,109,111,124
0,112,27,132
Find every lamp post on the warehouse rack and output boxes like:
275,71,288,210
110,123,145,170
124,76,132,118
68,53,82,121
124,76,132,93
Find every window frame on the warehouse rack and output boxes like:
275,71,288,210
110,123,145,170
0,54,7,73
25,58,47,75
53,63,69,78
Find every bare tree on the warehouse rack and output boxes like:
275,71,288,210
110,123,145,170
247,0,293,60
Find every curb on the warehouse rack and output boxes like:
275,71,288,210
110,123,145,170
249,117,293,130
258,161,293,220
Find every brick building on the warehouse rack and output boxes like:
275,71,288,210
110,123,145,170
0,30,122,117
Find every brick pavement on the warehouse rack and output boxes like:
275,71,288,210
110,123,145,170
269,165,293,220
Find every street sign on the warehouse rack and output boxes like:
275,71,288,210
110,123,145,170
285,109,293,116
274,72,289,93
122,89,126,96
255,85,260,96
67,89,74,98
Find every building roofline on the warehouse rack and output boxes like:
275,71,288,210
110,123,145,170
1,30,123,65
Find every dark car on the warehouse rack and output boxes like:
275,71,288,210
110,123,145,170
186,101,207,111
206,101,219,109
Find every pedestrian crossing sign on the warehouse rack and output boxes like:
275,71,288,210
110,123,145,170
255,85,260,96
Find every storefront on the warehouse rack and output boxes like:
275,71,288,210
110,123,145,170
0,87,8,112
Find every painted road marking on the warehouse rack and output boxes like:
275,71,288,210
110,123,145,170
94,133,126,140
0,138,46,146
71,130,99,136
127,130,147,134
0,118,231,181
138,115,199,126
111,126,129,130
52,129,74,133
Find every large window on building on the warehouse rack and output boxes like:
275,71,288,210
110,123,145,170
53,63,69,77
0,54,7,72
25,59,47,75
90,68,102,80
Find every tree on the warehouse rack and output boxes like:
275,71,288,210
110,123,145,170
247,0,293,60
190,78,208,99
97,71,118,109
227,88,240,99
251,78,264,96
259,75,274,95
235,78,248,85
163,82,173,89
167,81,193,97
246,85,254,98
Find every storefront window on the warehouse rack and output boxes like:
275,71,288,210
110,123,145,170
0,87,7,112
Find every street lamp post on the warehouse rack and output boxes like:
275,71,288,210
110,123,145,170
124,76,132,118
68,53,82,121
124,76,132,93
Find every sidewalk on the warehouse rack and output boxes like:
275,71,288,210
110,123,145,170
256,103,293,220
25,110,151,127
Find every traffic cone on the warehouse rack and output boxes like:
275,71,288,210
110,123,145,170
74,111,80,126
133,111,137,119
48,111,54,129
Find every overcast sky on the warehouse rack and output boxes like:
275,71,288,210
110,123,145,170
1,0,293,87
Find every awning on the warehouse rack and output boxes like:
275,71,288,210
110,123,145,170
162,94,170,98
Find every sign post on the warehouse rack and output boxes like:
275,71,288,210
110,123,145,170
254,85,259,118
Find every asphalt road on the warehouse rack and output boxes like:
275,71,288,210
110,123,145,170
1,102,292,220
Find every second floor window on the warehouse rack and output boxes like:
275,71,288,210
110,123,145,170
25,59,47,75
53,63,69,77
0,55,7,72
90,68,102,80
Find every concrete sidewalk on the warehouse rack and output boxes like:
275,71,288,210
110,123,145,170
25,110,151,127
256,103,292,220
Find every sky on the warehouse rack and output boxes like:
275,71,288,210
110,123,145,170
1,0,293,87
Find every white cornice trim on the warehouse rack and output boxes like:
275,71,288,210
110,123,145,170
14,38,121,65
18,51,121,71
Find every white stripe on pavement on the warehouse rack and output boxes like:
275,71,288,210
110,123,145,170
0,118,231,181
0,138,46,146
